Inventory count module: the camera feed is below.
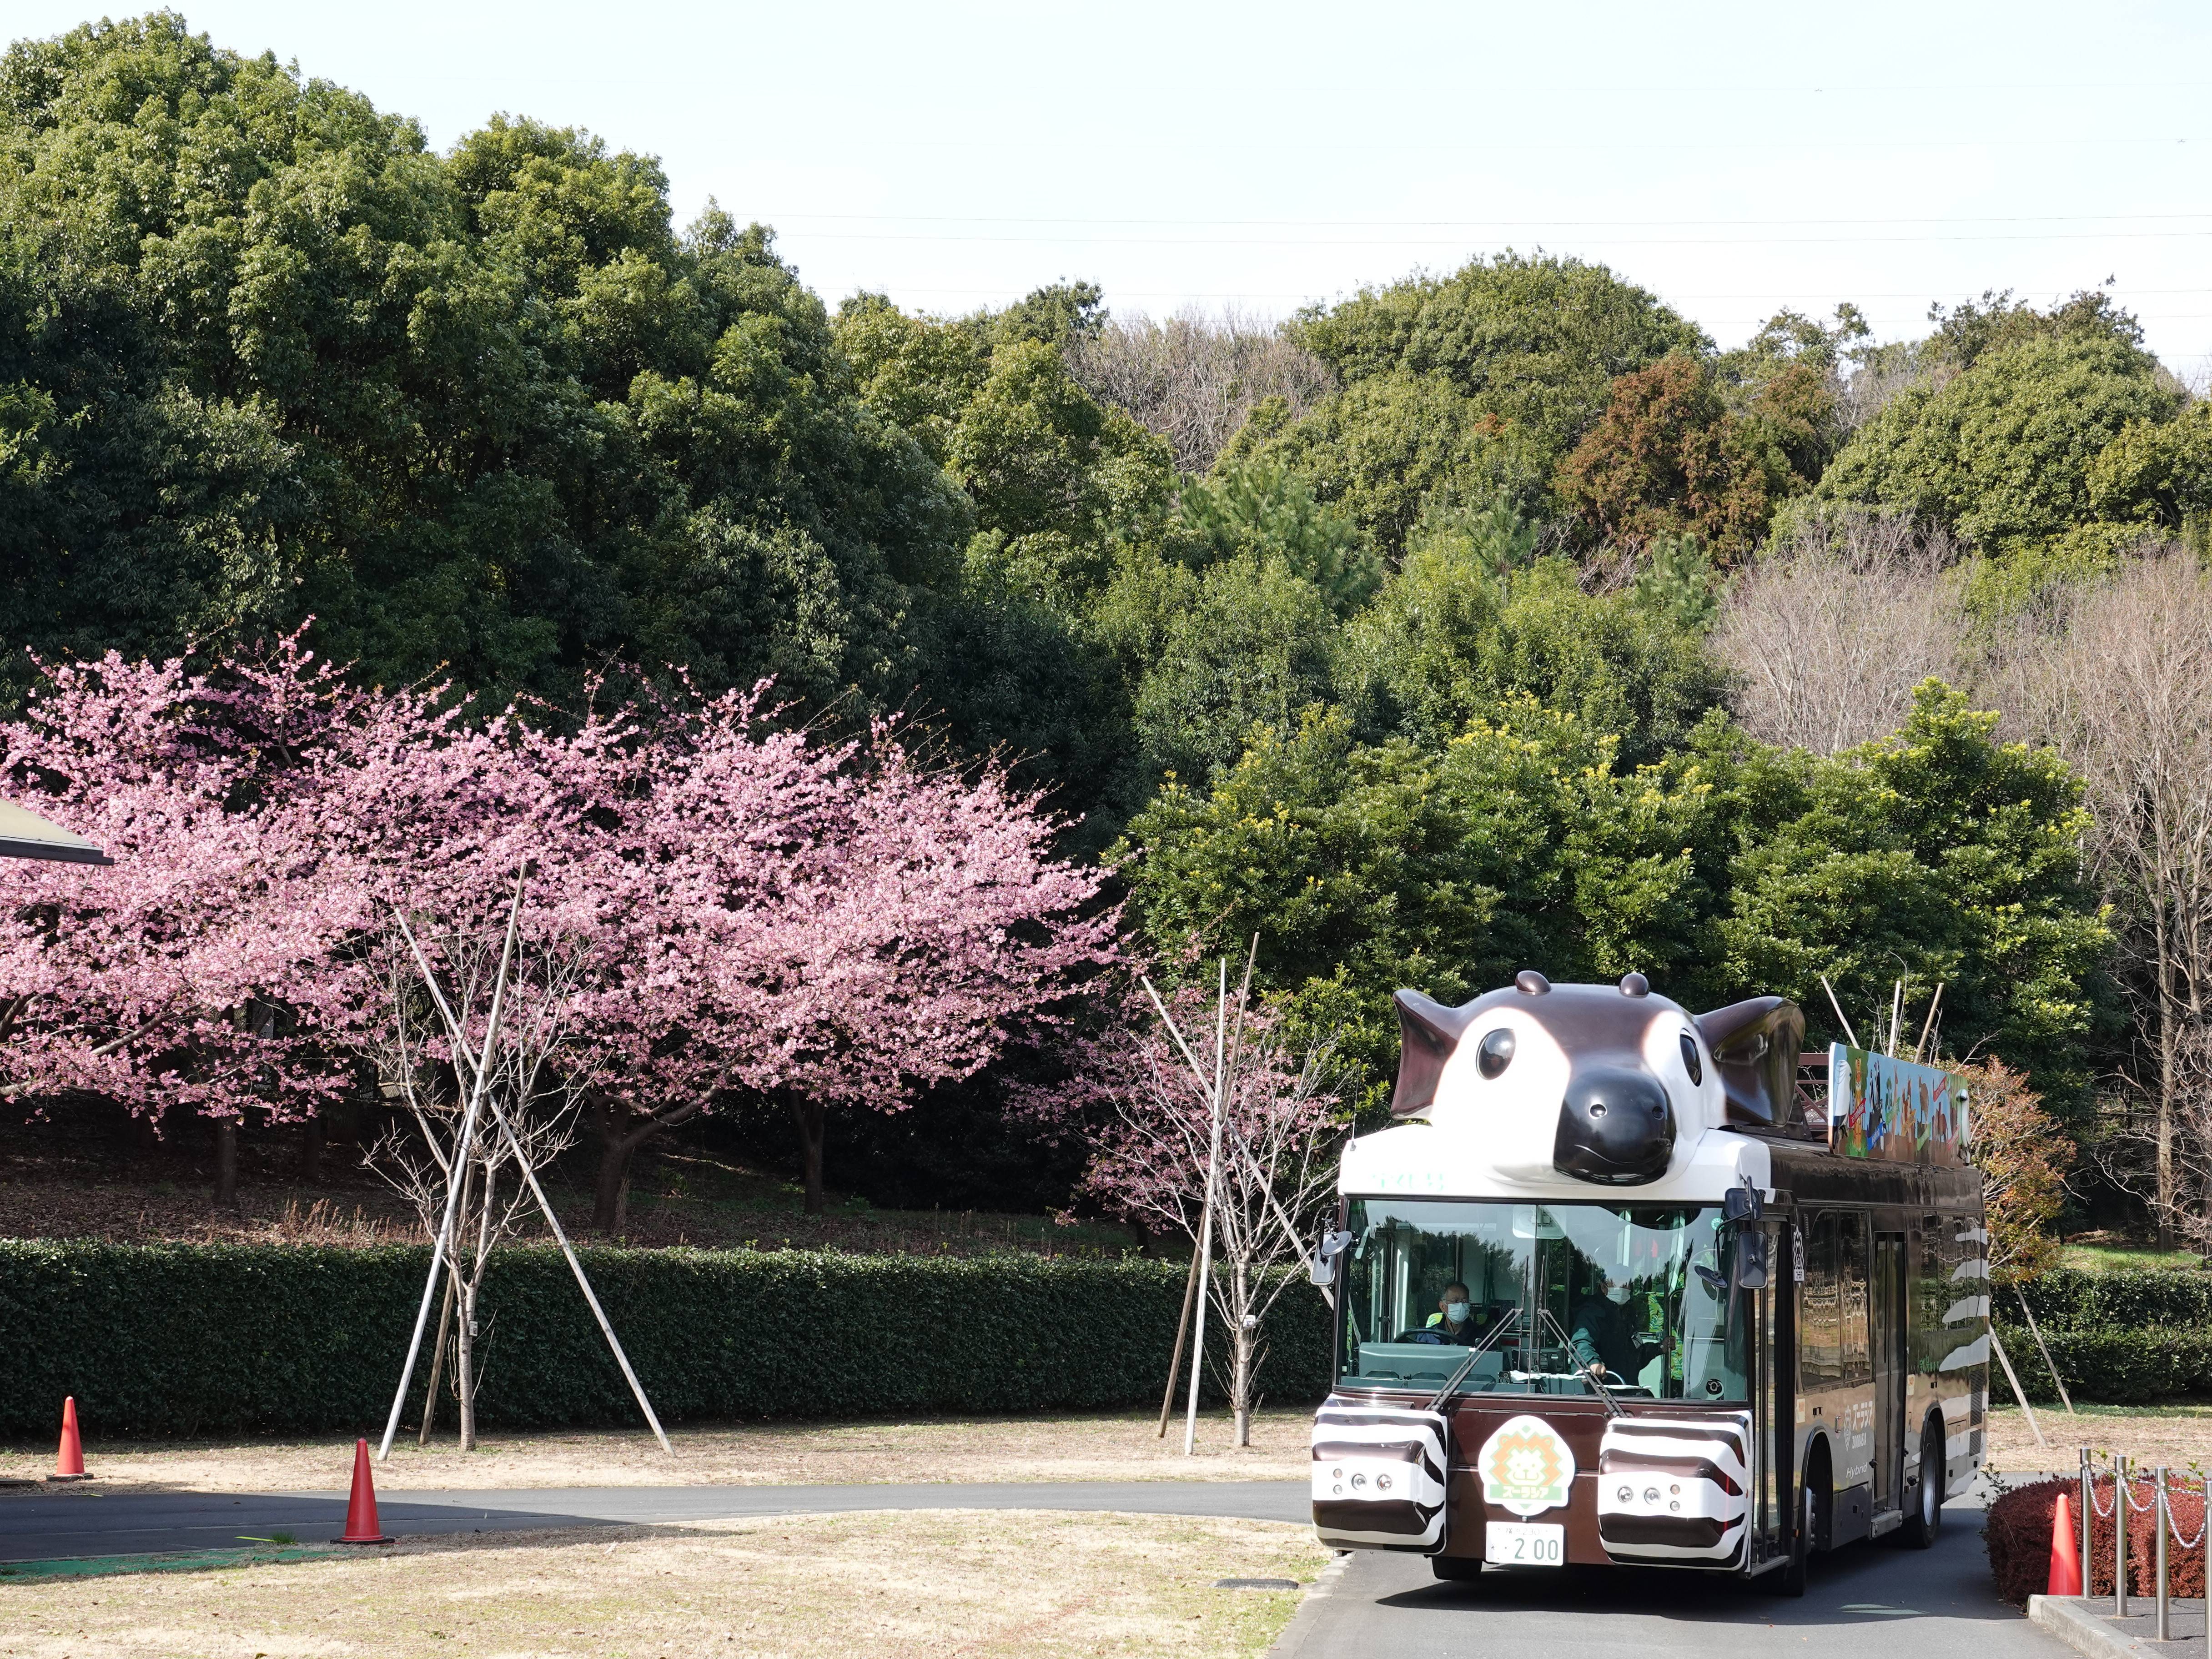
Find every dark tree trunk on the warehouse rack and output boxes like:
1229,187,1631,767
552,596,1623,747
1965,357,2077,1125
214,1116,239,1209
593,1101,634,1232
792,1099,828,1216
133,1103,163,1162
300,1111,325,1184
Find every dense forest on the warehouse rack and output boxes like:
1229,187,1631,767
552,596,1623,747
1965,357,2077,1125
5,16,2211,1237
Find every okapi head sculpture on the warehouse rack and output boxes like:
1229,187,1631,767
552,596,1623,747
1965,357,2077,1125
1390,970,1805,1186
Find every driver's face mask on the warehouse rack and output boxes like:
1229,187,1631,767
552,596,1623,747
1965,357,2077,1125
1445,1301,1470,1323
1606,1283,1633,1305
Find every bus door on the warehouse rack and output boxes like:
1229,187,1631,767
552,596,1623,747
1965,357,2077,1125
1871,1232,1907,1511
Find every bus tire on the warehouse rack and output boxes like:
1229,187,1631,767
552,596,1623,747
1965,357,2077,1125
1897,1416,1944,1549
1431,1555,1482,1581
1775,1441,1830,1597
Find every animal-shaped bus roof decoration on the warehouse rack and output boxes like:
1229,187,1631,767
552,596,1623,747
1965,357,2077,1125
1388,970,1806,1187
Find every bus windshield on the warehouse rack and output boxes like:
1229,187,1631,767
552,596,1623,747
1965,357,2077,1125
1338,1197,1752,1403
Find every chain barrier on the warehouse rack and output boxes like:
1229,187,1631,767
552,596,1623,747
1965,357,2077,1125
2089,1472,2118,1519
2076,1448,2211,1639
2163,1472,2210,1552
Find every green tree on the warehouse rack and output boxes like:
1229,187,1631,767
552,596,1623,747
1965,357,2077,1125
1128,555,1338,786
2086,400,2212,542
1337,550,1725,763
0,17,968,710
1817,299,2177,554
1226,253,1707,559
1719,682,2113,1123
1291,251,1709,467
1171,457,1378,613
1116,699,1726,1085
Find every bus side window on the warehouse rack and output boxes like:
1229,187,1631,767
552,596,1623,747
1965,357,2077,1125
1805,1210,1841,1383
1840,1212,1871,1383
1915,1220,1946,1373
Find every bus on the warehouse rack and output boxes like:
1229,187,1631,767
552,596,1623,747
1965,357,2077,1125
1307,971,1987,1595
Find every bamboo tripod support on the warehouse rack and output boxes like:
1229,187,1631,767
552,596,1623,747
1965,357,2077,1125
384,890,674,1457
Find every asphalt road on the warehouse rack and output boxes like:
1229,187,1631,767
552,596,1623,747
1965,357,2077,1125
4,1478,2076,1659
1272,1496,2072,1659
0,1479,1309,1562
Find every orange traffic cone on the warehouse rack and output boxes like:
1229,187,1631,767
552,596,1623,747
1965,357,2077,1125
2048,1488,2083,1597
49,1396,90,1483
337,1438,392,1545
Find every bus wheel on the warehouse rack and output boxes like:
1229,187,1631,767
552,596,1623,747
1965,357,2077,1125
1897,1418,1944,1549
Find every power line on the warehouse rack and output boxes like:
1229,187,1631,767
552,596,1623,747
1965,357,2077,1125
765,210,2212,231
786,228,2212,249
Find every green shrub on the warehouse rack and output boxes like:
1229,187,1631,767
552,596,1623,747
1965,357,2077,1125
0,1243,1335,1439
1993,1322,2212,1405
2013,1267,2212,1330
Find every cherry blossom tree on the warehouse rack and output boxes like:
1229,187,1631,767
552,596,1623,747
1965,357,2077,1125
578,695,1120,1221
2,637,1118,1222
0,637,371,1203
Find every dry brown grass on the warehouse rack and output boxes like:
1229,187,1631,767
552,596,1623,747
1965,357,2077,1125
0,1409,1313,1494
0,1509,1327,1659
1988,1403,2212,1475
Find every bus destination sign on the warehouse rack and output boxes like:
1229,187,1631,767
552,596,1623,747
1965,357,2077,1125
1827,1043,1969,1166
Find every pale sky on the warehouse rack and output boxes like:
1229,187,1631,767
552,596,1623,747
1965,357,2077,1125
13,1,2212,376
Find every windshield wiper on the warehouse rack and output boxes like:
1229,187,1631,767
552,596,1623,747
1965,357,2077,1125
1539,1307,1626,1419
1424,1309,1522,1412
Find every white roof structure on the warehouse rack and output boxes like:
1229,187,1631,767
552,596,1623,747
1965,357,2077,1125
0,800,110,865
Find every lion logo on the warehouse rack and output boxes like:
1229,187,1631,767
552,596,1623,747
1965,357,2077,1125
1478,1415,1576,1517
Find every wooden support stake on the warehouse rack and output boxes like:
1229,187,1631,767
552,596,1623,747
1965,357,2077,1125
1156,1247,1203,1438
1989,1326,2044,1447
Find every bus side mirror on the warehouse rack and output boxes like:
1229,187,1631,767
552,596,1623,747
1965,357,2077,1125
1723,1185,1764,1223
1733,1229,1770,1291
1310,1230,1354,1287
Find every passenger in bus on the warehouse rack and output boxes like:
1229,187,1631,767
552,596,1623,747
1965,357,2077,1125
1423,1282,1490,1344
1570,1266,1657,1381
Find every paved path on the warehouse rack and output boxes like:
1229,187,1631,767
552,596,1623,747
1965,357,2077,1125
0,1480,1308,1562
1272,1496,2070,1659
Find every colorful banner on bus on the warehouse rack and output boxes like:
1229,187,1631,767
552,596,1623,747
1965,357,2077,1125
1826,1043,1969,1166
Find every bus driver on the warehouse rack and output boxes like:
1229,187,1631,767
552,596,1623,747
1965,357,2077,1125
1570,1264,1657,1382
1423,1281,1487,1345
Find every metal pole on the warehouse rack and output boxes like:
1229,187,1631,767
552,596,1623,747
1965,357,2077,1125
392,907,674,1455
2116,1453,2130,1617
2081,1447,2094,1601
2156,1467,2170,1640
1182,959,1229,1458
377,873,525,1461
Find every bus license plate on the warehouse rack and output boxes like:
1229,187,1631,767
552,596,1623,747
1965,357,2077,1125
1484,1522,1564,1566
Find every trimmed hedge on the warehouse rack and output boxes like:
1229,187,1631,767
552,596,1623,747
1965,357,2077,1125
1994,1323,2212,1406
1985,1474,2207,1604
1994,1268,2212,1405
2014,1268,2212,1330
0,1242,1335,1439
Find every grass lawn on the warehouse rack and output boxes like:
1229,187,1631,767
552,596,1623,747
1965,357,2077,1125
0,1509,1329,1659
0,1408,1315,1493
2056,1240,2207,1273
